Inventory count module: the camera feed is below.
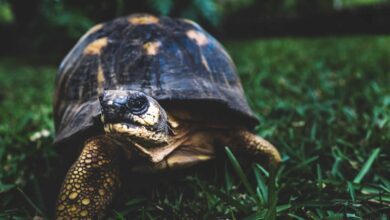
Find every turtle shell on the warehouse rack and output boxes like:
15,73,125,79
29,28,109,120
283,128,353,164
54,14,258,144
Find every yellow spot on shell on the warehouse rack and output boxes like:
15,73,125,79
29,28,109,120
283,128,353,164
186,30,208,46
83,37,108,55
82,198,90,205
80,210,88,216
128,15,159,25
98,189,105,196
69,192,78,200
85,159,92,164
97,64,105,94
143,41,161,55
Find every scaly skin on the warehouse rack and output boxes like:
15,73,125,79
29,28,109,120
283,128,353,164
55,136,122,219
219,129,281,166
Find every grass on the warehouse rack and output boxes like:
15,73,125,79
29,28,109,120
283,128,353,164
0,36,389,219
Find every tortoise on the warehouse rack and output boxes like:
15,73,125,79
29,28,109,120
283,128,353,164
53,14,281,219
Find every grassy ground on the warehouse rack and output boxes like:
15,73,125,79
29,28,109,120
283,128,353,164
0,36,389,219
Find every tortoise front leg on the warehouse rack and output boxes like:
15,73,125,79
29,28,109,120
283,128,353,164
218,129,281,166
55,136,123,219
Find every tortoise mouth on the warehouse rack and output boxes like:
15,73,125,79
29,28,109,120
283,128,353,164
104,122,136,134
104,122,168,145
104,122,172,163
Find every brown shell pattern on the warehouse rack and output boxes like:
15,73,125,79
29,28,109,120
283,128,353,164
54,14,258,144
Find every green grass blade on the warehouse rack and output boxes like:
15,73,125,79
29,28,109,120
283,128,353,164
242,210,267,220
255,164,270,177
316,164,323,190
264,168,278,220
113,210,127,220
284,156,319,176
225,147,256,198
224,162,234,192
361,186,390,203
353,148,381,184
276,204,291,213
254,164,268,205
347,182,356,202
288,213,305,220
17,187,43,215
125,197,147,207
255,187,265,207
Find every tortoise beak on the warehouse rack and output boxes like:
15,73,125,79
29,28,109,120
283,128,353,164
99,90,130,123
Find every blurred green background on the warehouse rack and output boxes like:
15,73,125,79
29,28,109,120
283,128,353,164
0,0,389,219
1,0,390,60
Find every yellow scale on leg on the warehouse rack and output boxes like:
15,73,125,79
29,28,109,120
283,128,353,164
56,137,122,219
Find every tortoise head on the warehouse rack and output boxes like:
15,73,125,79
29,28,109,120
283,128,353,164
99,90,169,147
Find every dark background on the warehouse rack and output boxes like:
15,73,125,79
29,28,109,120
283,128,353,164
1,0,390,63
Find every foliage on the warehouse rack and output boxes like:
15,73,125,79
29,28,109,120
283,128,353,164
0,60,57,217
229,36,390,218
0,1,12,23
2,0,390,36
1,0,389,57
0,36,389,219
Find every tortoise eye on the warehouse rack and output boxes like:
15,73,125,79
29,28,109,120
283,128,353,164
126,95,149,115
